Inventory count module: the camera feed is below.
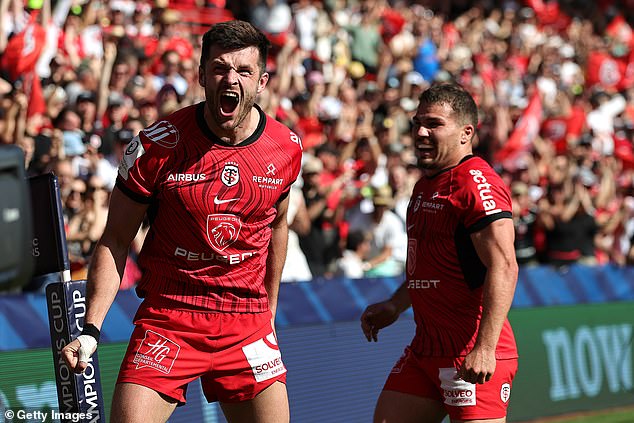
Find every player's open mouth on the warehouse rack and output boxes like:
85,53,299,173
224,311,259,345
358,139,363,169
220,92,239,116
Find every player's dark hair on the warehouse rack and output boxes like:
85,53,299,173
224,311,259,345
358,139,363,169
200,20,270,75
419,83,478,130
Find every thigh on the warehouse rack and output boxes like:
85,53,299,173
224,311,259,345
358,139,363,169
377,347,447,423
220,381,289,423
110,382,178,423
375,390,446,423
201,310,287,403
117,304,214,403
443,358,518,422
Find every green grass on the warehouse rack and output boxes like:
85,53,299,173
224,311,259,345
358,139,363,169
529,408,634,423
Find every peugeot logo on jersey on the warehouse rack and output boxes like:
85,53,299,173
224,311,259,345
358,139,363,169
206,214,242,252
221,162,240,187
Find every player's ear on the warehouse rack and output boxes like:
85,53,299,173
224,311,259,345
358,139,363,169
461,124,474,144
199,66,205,87
257,72,269,94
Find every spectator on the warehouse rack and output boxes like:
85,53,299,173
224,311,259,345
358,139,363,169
335,229,371,279
346,185,407,277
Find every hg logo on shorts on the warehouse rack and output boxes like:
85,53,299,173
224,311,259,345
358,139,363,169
133,330,181,374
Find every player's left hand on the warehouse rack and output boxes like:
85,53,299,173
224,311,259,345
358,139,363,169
457,347,496,384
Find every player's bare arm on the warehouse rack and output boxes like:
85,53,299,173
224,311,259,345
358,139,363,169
61,186,149,373
458,218,518,384
361,280,411,342
264,193,290,321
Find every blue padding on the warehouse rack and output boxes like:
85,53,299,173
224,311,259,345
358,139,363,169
307,279,361,321
522,266,577,306
102,301,135,343
277,283,325,325
0,313,27,350
568,266,608,303
2,265,634,351
0,295,50,348
297,281,333,323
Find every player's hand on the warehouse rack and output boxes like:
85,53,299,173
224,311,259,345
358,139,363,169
457,346,496,384
360,300,400,342
61,335,98,374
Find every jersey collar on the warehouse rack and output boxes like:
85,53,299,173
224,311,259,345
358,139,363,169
196,102,266,147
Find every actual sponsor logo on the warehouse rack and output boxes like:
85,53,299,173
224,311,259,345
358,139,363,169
439,367,476,406
242,333,286,382
133,330,180,374
142,120,179,148
206,214,242,252
221,162,240,187
290,131,303,149
469,169,502,215
500,383,511,403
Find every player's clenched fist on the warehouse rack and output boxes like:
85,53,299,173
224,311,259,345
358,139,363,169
360,300,400,342
61,324,100,374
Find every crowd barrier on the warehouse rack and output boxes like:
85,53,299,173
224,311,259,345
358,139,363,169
1,264,633,422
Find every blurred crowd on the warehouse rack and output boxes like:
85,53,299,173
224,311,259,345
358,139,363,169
2,0,634,289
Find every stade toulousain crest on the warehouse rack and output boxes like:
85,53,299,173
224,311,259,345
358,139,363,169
221,162,240,187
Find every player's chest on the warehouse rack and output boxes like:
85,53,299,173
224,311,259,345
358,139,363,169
407,181,457,240
161,148,291,215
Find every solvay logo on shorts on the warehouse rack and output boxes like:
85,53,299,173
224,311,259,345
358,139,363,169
469,169,502,215
242,333,286,382
133,330,181,374
206,213,242,253
142,120,179,148
439,368,476,407
221,162,240,187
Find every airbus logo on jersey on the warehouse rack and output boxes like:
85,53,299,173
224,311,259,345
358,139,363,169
143,120,179,148
469,169,502,215
222,162,240,187
167,173,206,182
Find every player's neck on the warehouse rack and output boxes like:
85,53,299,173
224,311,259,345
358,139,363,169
205,106,259,145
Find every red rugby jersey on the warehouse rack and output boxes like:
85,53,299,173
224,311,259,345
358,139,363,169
117,103,303,312
405,155,518,358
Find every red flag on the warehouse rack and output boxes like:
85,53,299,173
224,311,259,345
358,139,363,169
495,90,542,166
606,15,633,45
0,13,46,80
586,51,623,90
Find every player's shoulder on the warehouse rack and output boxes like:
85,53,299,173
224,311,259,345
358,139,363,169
138,104,198,151
454,155,504,187
262,111,304,152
